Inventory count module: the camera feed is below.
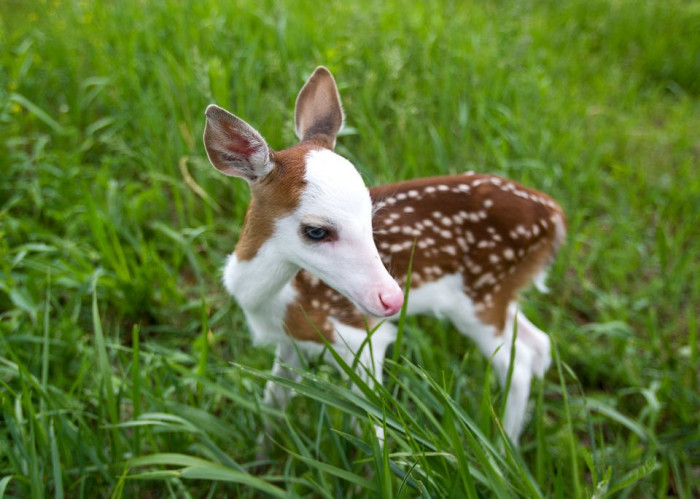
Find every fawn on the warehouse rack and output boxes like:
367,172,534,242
203,66,566,445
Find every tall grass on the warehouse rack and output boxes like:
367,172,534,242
1,0,699,496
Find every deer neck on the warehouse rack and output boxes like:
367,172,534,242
223,243,299,315
224,193,302,315
222,156,307,318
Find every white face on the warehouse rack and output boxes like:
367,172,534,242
274,149,404,317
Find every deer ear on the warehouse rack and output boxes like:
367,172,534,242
294,66,344,150
203,104,273,182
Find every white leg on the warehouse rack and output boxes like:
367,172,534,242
489,336,535,445
331,321,396,388
506,304,551,379
331,321,397,442
262,341,303,409
444,296,536,445
257,341,304,457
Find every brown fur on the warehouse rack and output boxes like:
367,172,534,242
235,144,321,260
283,173,565,341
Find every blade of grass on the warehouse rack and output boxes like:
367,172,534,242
604,458,658,498
92,290,120,460
284,448,378,493
49,418,64,499
0,476,13,497
392,240,416,364
552,339,581,497
40,274,51,411
131,324,141,457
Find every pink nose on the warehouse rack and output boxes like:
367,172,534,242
378,289,404,316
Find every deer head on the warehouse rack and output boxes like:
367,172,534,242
203,67,404,317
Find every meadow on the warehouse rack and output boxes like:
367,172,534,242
1,0,699,496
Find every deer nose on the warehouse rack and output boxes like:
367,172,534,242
378,289,404,316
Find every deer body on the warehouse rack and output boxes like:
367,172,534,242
204,67,565,446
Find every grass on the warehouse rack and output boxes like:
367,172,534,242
1,0,699,496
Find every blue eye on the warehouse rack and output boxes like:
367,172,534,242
303,225,329,241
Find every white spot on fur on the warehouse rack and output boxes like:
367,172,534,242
442,245,456,255
473,272,495,289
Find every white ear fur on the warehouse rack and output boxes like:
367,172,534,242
294,66,344,149
203,104,273,182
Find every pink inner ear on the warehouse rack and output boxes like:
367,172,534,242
224,135,259,158
217,120,260,158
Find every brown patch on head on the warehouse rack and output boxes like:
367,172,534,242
284,270,368,343
235,143,324,260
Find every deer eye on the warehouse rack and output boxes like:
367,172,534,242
302,225,331,242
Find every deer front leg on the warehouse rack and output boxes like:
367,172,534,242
262,341,302,409
331,321,397,443
257,341,302,457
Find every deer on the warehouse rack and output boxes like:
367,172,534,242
203,66,566,447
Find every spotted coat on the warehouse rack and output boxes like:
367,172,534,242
285,172,566,341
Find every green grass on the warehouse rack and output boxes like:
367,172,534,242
1,0,699,496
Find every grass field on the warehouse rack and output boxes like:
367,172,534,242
1,0,699,496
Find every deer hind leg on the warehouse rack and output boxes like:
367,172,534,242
492,323,537,445
444,296,537,445
505,303,552,379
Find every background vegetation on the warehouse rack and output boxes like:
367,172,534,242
1,0,698,496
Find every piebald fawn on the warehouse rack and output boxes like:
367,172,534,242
203,66,566,445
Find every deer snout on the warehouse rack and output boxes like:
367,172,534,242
378,287,404,316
